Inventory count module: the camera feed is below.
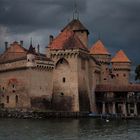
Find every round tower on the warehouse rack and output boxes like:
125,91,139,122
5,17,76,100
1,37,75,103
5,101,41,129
111,50,131,85
90,40,111,84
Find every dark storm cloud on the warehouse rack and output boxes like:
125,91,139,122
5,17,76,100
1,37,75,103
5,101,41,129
0,0,86,33
84,0,140,66
0,0,140,72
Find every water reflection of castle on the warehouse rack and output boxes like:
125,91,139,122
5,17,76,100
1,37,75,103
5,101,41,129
0,18,140,117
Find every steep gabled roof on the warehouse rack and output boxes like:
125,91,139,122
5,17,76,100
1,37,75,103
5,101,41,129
90,40,110,55
49,30,88,51
6,41,27,53
61,19,89,34
111,50,131,63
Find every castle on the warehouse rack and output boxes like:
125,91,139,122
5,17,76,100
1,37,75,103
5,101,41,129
0,18,140,117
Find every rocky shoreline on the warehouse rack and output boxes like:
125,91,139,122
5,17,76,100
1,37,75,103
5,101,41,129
0,109,89,119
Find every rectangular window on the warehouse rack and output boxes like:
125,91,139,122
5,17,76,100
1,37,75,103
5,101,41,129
7,96,9,103
63,77,66,83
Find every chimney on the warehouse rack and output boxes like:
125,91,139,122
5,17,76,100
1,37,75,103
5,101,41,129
37,44,40,54
20,40,23,47
49,35,54,44
5,42,8,51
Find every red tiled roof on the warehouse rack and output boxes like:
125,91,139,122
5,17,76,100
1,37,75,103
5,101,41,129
49,30,88,51
90,40,110,55
111,50,131,63
8,41,27,53
61,19,89,34
8,78,18,85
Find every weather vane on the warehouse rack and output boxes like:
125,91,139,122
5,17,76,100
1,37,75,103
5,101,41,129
73,0,79,20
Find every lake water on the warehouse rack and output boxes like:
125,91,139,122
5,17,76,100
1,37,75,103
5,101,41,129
0,118,139,140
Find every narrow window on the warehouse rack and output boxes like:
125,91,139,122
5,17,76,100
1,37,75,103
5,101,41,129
13,85,15,88
7,96,9,103
63,77,66,83
81,60,85,70
116,74,119,77
61,92,64,96
16,95,18,104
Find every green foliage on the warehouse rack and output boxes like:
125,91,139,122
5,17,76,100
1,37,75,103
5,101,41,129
135,65,140,81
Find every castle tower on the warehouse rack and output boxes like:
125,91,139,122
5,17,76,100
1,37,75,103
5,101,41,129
61,19,89,47
90,40,111,84
111,50,131,85
48,29,91,112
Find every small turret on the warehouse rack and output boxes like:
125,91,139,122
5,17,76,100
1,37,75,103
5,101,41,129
46,35,54,58
27,43,36,67
111,50,131,85
90,40,111,84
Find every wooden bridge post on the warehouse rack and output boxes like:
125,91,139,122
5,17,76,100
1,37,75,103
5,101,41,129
134,103,138,116
123,102,127,117
112,102,116,114
102,102,106,114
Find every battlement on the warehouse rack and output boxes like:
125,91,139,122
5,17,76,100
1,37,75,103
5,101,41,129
112,62,131,71
92,54,111,64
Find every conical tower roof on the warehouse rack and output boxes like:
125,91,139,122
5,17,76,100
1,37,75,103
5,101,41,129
90,40,110,55
111,50,131,63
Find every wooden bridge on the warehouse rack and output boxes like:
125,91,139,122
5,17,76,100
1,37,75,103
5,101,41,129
95,84,140,92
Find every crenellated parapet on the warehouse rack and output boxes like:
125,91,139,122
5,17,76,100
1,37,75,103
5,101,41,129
112,62,131,71
50,48,89,60
92,54,111,64
51,49,79,59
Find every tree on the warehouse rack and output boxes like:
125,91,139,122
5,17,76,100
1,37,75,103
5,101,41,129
135,65,140,81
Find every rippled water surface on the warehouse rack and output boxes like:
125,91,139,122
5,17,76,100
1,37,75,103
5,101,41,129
0,118,139,140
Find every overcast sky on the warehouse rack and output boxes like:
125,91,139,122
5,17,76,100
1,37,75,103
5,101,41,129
0,0,140,76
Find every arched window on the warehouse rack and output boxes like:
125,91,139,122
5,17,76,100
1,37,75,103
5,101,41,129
15,95,18,104
56,58,69,68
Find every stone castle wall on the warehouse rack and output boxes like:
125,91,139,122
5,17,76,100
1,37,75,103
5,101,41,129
51,50,79,112
0,69,31,109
